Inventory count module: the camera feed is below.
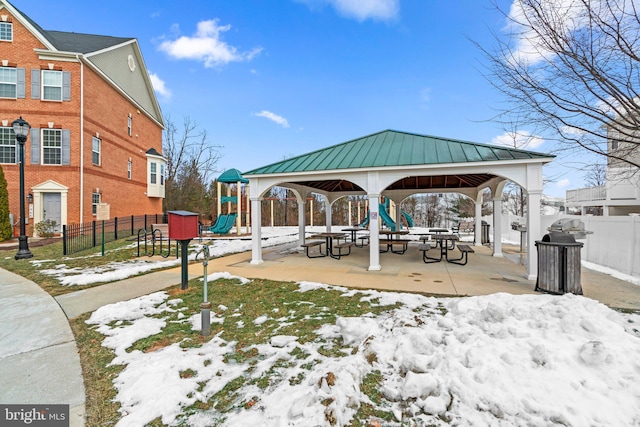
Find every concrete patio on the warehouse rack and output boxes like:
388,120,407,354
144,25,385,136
205,238,640,311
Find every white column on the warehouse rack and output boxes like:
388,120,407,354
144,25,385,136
493,197,503,257
270,199,274,228
236,180,242,235
217,181,221,219
245,184,250,234
250,197,263,265
368,196,381,270
394,201,402,231
310,198,314,227
526,191,541,280
474,201,483,247
298,199,306,247
324,197,332,232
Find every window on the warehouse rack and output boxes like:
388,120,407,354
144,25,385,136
160,164,165,185
612,140,618,150
127,114,132,136
0,127,16,163
92,136,100,165
42,129,62,165
92,192,100,215
42,70,62,101
0,67,16,98
127,159,132,179
150,162,157,184
0,22,12,41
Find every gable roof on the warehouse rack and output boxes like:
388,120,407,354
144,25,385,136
244,130,555,176
1,0,163,127
43,31,133,54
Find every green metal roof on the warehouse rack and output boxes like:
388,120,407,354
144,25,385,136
244,130,554,175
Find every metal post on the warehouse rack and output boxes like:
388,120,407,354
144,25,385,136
198,245,211,336
180,239,190,289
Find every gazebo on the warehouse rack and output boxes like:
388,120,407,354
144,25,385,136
244,130,554,279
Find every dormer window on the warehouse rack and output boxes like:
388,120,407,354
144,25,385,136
0,22,12,41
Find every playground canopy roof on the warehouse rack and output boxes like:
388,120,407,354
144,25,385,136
218,168,249,184
244,130,554,193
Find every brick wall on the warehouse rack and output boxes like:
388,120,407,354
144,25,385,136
1,7,163,230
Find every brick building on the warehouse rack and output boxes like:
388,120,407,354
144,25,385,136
0,0,165,236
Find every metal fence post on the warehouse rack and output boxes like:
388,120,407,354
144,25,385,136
63,224,67,255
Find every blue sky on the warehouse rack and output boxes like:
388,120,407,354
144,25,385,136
16,0,596,197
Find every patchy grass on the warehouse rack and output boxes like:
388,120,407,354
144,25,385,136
0,237,181,296
74,276,403,425
69,312,122,426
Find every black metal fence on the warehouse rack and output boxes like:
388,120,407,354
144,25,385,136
63,213,167,255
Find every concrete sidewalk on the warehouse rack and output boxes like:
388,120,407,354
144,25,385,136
0,269,85,426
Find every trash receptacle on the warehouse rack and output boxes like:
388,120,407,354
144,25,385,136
481,220,490,244
535,232,583,295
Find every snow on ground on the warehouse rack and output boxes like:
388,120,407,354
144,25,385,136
87,283,640,426
25,226,639,425
34,227,301,286
71,226,640,426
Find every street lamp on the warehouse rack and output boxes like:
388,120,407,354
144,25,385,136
12,116,33,260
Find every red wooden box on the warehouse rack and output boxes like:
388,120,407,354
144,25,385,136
167,210,199,240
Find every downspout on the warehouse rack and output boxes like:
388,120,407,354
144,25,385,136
77,55,84,221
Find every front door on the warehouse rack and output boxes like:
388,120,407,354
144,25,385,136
42,193,62,232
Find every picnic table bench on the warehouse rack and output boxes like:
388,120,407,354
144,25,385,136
447,244,475,265
307,233,354,259
380,239,410,254
301,240,325,258
418,243,440,263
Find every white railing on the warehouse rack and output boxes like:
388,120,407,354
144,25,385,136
566,186,606,203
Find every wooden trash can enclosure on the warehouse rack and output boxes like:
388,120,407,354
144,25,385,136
535,232,584,295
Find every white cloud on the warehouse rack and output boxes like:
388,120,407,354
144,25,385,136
297,0,399,21
560,125,587,137
254,110,290,128
148,72,171,98
491,130,544,149
158,20,262,67
556,178,570,188
506,0,586,65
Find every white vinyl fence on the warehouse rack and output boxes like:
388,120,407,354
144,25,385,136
480,213,640,279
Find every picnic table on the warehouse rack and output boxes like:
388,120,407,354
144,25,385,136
379,229,411,254
308,232,353,259
420,233,460,262
342,227,369,247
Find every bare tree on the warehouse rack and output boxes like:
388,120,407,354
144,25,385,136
583,162,607,187
163,115,223,213
478,0,640,170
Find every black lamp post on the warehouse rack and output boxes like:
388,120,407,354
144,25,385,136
12,116,33,260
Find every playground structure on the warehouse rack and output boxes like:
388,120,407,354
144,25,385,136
213,169,250,235
360,198,414,231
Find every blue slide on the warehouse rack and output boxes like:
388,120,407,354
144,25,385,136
359,204,414,231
